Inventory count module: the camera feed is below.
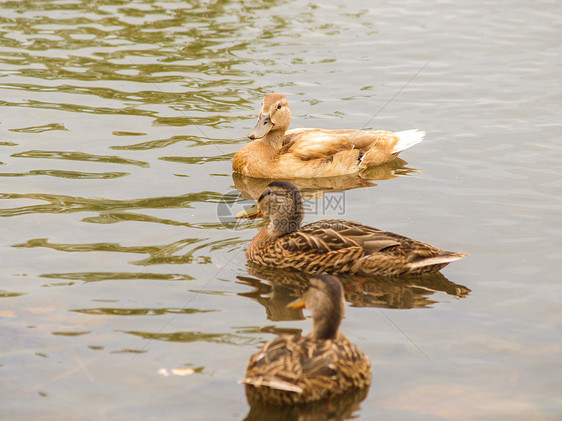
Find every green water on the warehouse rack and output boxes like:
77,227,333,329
1,1,561,419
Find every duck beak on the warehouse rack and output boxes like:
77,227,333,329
235,203,262,218
248,114,273,140
287,297,306,309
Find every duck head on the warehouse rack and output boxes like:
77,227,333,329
237,181,304,236
288,274,346,340
248,93,291,141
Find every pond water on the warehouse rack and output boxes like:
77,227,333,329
1,0,561,419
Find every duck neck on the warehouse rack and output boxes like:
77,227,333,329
266,214,301,237
261,129,285,150
310,308,343,341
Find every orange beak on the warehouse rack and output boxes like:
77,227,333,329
286,297,306,309
235,203,262,218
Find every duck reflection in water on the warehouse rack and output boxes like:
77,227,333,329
238,262,471,321
232,156,418,201
243,387,369,421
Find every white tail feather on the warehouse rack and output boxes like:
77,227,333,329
409,253,467,269
239,376,303,393
391,129,425,154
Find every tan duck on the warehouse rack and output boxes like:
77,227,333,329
232,93,424,178
239,181,467,276
241,274,372,405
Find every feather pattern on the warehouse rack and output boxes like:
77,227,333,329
233,93,424,179
242,275,372,405
244,182,467,276
242,333,371,404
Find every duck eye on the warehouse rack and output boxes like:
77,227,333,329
258,190,272,201
277,103,282,110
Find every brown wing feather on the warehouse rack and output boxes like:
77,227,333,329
248,218,463,276
244,334,371,405
281,133,355,161
284,128,398,153
302,219,445,257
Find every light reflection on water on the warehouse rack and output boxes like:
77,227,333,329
1,0,561,420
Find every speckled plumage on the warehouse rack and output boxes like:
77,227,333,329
244,182,467,276
242,275,371,405
243,331,371,405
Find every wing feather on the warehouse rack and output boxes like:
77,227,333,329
281,132,355,160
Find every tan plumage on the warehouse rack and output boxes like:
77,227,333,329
242,181,467,276
233,93,424,178
241,274,372,405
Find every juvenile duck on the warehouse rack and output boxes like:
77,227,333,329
233,93,424,178
241,274,372,405
239,181,467,276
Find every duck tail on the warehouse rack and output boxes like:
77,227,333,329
239,376,303,393
408,251,468,270
391,129,425,154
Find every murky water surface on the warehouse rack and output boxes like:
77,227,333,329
1,1,561,419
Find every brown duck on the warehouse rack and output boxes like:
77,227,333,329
241,274,372,405
233,93,424,178
239,181,467,276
